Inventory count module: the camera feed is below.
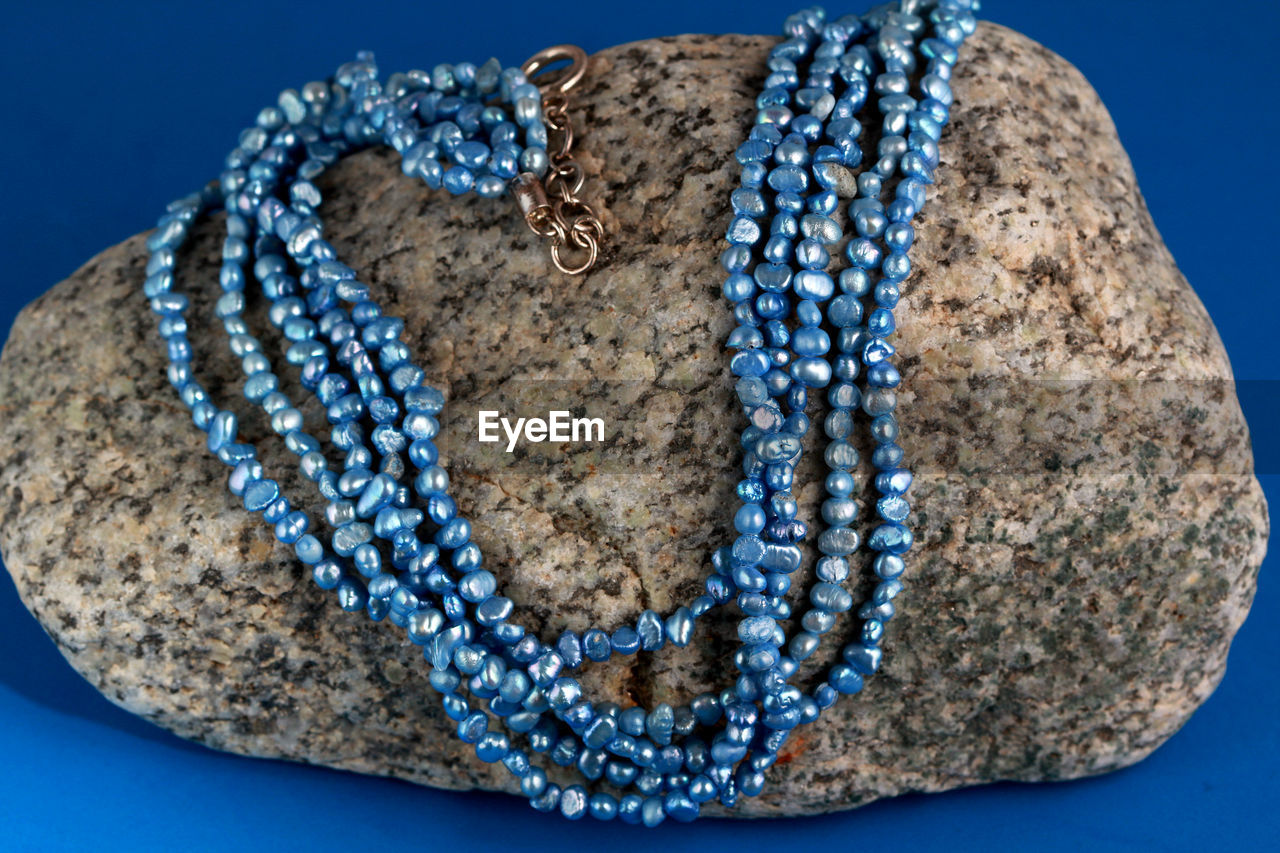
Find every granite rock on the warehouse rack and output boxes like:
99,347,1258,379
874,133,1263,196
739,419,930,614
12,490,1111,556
0,25,1268,817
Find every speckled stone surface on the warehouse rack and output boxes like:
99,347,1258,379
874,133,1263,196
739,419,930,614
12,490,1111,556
0,25,1268,817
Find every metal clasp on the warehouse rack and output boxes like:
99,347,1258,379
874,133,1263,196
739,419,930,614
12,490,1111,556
515,44,602,276
521,44,587,95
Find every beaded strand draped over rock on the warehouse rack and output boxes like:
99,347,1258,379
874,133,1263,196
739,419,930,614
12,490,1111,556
132,1,978,824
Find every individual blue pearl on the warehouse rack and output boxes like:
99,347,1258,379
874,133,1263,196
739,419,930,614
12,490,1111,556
366,572,398,602
829,664,864,694
665,607,694,648
860,385,895,415
606,731,638,761
875,467,913,495
909,132,940,169
730,349,770,377
726,216,762,245
825,470,854,497
609,625,641,654
921,44,958,74
794,300,821,330
518,763,548,799
760,258,800,293
312,559,343,591
332,521,373,556
867,307,896,337
875,579,904,604
883,251,911,281
900,150,933,183
735,139,771,163
844,644,883,675
524,647,563,686
793,270,835,301
547,677,582,711
206,410,237,451
441,165,475,195
739,161,767,189
458,569,496,602
640,796,666,827
553,631,583,670
738,615,777,645
789,356,831,387
789,631,821,661
727,324,764,350
827,295,863,328
810,582,853,612
867,362,902,388
476,595,513,626
602,757,638,789
325,501,356,529
636,610,664,651
573,744,607,779
428,494,457,525
761,543,801,573
870,415,899,445
755,434,800,464
766,164,807,193
581,791,615,822
874,551,906,581
613,793,642,825
863,338,895,365
664,790,699,822
737,502,762,535
583,714,619,750
334,577,365,612
406,608,445,644
874,281,901,308
732,189,768,220
799,213,841,245
821,497,858,526
868,523,914,554
355,472,396,517
243,478,280,512
794,239,828,269
837,269,870,299
353,540,381,573
723,273,756,303
435,514,471,548
583,628,611,662
817,527,860,557
475,731,510,763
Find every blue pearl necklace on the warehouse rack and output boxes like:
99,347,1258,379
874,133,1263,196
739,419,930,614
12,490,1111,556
142,0,976,825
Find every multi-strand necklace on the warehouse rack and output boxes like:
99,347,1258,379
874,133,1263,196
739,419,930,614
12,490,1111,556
140,0,976,825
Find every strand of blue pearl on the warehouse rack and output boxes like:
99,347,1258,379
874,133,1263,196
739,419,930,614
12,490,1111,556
241,57,768,756
145,1,972,824
719,0,975,792
147,53,752,811
186,8,880,819
191,52,752,803
275,13,896,799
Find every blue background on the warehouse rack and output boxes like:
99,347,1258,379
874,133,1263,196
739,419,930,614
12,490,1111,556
1,1,1275,850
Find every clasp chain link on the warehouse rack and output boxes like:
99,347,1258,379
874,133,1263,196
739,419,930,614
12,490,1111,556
516,44,603,275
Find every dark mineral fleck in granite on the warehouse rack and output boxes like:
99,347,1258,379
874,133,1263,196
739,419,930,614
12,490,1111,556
0,26,1268,817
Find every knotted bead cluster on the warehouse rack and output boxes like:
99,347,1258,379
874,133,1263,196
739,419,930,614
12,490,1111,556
141,0,975,826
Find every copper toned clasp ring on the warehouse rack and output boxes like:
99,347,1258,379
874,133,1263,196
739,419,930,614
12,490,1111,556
521,44,588,95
